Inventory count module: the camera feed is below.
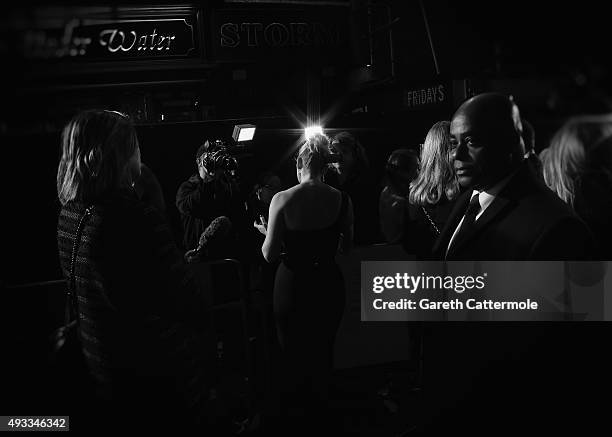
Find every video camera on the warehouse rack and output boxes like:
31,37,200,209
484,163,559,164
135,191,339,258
197,139,239,176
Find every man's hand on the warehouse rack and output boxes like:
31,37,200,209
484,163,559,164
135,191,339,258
198,163,214,182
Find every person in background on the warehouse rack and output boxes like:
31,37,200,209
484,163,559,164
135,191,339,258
326,131,381,244
540,114,612,258
250,171,283,295
56,110,214,431
521,117,543,179
133,162,166,214
175,140,247,257
403,121,461,259
378,147,422,400
250,171,282,235
261,133,353,430
379,148,419,243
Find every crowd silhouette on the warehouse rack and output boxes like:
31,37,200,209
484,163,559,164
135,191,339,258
54,93,612,433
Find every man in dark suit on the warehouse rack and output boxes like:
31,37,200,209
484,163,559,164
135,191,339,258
432,93,592,260
421,94,598,434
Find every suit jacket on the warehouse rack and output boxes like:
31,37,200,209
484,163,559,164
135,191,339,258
423,161,600,434
432,160,594,261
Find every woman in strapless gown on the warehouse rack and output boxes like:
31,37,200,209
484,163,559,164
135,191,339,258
261,133,354,419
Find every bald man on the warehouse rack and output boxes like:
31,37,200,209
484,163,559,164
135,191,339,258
432,93,593,260
422,94,598,434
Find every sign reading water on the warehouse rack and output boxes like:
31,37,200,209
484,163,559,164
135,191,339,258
21,18,197,61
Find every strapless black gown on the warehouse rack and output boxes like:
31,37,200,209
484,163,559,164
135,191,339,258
273,192,348,408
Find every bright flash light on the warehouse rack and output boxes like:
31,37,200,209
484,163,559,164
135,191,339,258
237,127,255,141
304,125,323,139
232,124,256,142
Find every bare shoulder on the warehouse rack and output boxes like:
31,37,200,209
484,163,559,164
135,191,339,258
270,188,292,208
283,183,310,198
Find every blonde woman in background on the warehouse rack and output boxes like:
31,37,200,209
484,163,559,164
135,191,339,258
540,114,612,258
403,121,461,259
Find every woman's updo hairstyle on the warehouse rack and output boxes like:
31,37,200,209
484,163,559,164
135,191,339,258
296,133,332,175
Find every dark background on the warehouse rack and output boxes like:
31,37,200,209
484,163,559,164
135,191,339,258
1,1,611,433
3,0,611,285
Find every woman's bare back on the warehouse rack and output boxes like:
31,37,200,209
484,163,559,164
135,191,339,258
282,182,343,231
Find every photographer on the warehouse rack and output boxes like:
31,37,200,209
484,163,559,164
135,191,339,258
176,140,247,259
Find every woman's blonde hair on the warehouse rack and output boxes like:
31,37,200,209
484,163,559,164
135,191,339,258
409,121,460,206
296,133,332,175
541,114,612,208
57,110,139,205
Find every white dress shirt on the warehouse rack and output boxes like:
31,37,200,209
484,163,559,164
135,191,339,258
446,170,517,255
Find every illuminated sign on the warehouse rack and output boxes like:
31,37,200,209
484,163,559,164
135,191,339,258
98,26,177,53
21,18,197,61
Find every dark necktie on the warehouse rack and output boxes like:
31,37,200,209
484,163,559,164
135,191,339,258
448,193,482,254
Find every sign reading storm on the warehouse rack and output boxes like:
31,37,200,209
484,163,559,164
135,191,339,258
213,8,350,62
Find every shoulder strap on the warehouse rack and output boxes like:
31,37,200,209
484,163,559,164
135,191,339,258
65,205,94,326
421,205,441,236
